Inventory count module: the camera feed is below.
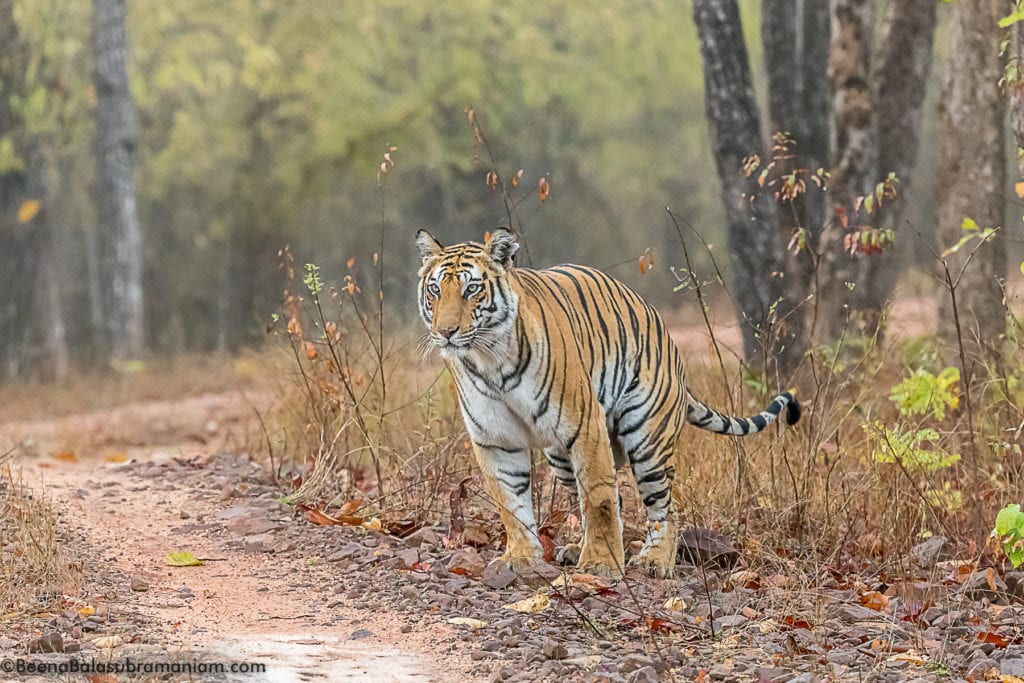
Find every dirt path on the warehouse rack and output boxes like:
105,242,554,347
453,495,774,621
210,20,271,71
2,392,479,682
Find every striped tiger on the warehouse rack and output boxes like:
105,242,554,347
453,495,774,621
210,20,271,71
416,228,800,578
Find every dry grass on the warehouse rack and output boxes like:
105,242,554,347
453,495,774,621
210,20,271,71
0,448,81,614
267,256,1024,580
0,350,272,424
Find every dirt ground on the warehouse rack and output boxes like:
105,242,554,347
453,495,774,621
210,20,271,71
0,392,479,682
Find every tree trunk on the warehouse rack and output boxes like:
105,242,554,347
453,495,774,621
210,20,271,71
28,146,70,381
1012,21,1024,180
93,0,144,363
818,0,874,341
936,0,1006,360
801,0,831,238
851,0,938,338
693,0,800,370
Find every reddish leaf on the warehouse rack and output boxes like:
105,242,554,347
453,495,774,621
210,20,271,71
977,631,1011,648
539,530,556,563
781,615,812,631
339,498,364,516
835,205,849,229
538,177,550,202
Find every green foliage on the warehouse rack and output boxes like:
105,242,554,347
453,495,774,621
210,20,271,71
303,263,323,297
868,422,960,474
994,504,1024,567
889,367,960,419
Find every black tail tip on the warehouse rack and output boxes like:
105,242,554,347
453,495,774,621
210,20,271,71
781,391,801,426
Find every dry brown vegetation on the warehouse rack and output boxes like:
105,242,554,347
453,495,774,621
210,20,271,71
0,448,80,616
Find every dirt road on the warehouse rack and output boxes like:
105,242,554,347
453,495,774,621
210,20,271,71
2,392,478,682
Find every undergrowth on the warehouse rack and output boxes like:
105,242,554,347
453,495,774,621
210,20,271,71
0,448,80,614
260,115,1024,596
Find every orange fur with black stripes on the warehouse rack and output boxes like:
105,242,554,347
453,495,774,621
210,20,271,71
416,228,799,577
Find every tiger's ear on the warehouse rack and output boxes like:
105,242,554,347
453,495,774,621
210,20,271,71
485,228,519,269
415,229,443,265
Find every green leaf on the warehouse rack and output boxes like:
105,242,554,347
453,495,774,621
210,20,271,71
165,551,204,567
998,10,1024,28
996,505,1022,536
961,217,978,231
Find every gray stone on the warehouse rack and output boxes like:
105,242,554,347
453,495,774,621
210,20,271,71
911,535,950,569
403,526,442,548
961,571,1008,601
1001,658,1024,677
350,629,374,640
542,638,568,660
628,666,659,683
716,613,748,629
482,559,518,590
29,632,63,653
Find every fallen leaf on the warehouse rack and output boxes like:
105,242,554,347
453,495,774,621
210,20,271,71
164,552,204,567
780,615,812,630
447,617,488,628
52,450,78,463
361,518,382,532
77,606,95,618
861,590,889,611
105,452,128,463
978,631,1011,648
340,498,364,516
503,593,550,613
17,199,41,223
663,596,686,611
91,635,124,649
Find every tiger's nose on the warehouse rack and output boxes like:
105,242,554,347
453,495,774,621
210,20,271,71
437,326,457,340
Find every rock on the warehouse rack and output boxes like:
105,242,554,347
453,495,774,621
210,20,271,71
350,629,374,640
396,548,421,569
327,542,366,563
482,560,519,590
715,614,748,629
628,666,659,683
0,638,19,650
678,528,738,568
227,514,280,536
756,667,795,683
130,575,150,592
835,604,884,622
400,585,419,601
911,536,950,569
403,527,442,548
29,632,63,653
542,638,568,660
961,570,1007,601
1005,571,1024,599
448,548,486,578
619,654,657,674
1001,658,1024,677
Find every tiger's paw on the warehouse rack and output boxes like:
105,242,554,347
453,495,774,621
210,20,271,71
576,546,625,579
554,543,581,567
498,548,542,572
628,553,675,579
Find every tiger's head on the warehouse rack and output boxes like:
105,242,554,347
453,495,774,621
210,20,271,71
415,228,520,357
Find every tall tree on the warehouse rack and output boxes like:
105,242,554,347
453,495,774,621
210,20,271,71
93,0,144,362
936,0,1006,359
693,0,800,369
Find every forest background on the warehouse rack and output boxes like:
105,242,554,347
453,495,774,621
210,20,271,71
4,0,1015,378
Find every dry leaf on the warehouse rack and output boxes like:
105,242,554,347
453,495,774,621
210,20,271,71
860,590,889,611
52,450,78,463
17,199,41,223
165,551,204,567
91,635,124,649
503,593,550,613
663,596,686,611
538,177,550,202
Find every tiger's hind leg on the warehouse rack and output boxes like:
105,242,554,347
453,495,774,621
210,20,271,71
472,443,542,571
624,439,679,578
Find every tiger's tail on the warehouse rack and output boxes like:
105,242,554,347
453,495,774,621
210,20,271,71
685,389,801,436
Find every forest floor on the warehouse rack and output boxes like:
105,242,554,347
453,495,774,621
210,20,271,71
0,294,1020,682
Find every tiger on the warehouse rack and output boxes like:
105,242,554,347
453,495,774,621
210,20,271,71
416,228,800,578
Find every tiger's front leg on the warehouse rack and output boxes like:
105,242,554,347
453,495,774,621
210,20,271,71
569,410,626,578
471,444,542,570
